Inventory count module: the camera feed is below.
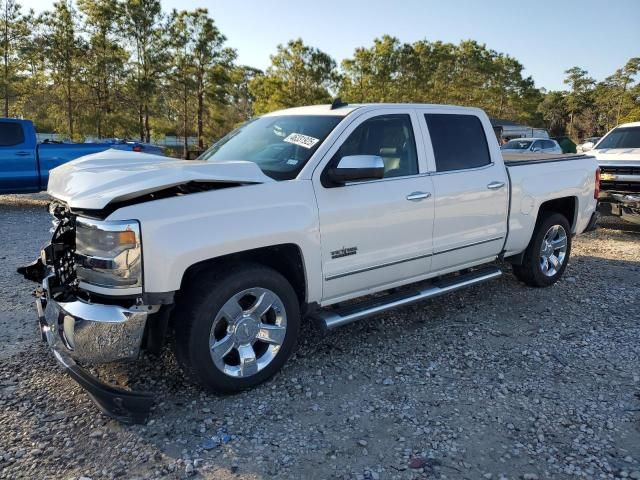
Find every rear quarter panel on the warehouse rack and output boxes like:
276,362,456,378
504,156,598,256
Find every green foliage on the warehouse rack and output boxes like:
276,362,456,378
340,37,543,125
42,1,86,139
0,0,31,116
249,39,336,114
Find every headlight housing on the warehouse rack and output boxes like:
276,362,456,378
75,217,142,289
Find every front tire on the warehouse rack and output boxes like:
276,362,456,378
174,264,301,393
512,212,572,288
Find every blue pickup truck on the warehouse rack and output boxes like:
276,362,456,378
0,118,164,194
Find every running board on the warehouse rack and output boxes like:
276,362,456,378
315,266,502,330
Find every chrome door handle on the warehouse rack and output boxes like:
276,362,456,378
406,191,431,201
487,181,506,190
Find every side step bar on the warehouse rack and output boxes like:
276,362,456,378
315,266,502,330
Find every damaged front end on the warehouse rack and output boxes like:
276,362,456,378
598,192,640,225
19,201,154,424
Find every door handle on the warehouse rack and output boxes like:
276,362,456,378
406,191,431,201
487,181,506,190
15,151,30,157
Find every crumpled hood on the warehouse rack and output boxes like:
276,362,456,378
48,149,274,210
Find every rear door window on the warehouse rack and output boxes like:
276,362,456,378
0,122,25,147
425,114,491,172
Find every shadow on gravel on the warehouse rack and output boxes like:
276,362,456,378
3,252,638,479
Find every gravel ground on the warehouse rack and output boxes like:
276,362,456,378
0,194,639,480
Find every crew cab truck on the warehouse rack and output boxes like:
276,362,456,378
586,121,640,224
0,118,164,194
22,103,599,423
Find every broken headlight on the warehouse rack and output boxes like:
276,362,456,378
75,217,142,289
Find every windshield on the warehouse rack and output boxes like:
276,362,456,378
199,115,343,180
596,127,640,150
502,140,532,150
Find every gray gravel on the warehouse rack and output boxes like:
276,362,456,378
1,194,639,480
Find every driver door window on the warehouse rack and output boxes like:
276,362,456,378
330,114,418,179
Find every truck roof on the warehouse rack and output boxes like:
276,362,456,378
262,103,486,117
507,137,554,142
616,121,640,128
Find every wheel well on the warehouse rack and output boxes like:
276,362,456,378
180,244,307,305
538,197,576,230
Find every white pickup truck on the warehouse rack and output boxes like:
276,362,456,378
21,102,599,422
585,121,640,223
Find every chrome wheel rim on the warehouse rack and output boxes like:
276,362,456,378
209,287,287,378
539,224,568,277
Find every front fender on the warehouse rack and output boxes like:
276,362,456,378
109,180,323,302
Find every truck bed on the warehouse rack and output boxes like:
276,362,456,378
502,153,590,166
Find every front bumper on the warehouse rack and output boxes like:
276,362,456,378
39,284,148,364
34,279,154,423
598,193,640,224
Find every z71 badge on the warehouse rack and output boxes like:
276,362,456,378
331,246,358,259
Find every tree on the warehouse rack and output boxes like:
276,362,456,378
42,1,85,138
538,91,567,136
188,9,231,149
249,39,337,114
563,66,595,139
77,0,128,138
0,0,30,116
610,58,640,124
339,38,543,125
122,0,166,142
166,10,197,157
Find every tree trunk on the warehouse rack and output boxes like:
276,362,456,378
139,105,144,141
197,81,204,150
3,14,9,117
66,80,73,137
144,103,150,143
183,83,188,159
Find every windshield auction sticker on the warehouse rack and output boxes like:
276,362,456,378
283,133,320,149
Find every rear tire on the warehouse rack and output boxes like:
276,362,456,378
512,212,572,288
174,264,300,393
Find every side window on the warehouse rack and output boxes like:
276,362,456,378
544,140,556,149
425,114,491,172
331,114,418,179
0,122,25,147
531,141,542,151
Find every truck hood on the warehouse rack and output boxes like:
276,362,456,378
48,149,274,210
590,148,640,163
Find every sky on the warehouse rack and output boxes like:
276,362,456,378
19,0,640,91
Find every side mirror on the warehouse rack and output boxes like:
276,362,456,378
532,147,541,152
327,155,385,185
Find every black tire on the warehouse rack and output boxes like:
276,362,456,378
512,212,572,288
174,263,301,393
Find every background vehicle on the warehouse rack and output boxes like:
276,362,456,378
490,119,550,141
22,103,599,423
500,137,562,154
0,118,165,194
578,137,601,152
588,122,640,223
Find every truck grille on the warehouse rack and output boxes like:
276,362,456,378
599,166,640,193
45,202,77,288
